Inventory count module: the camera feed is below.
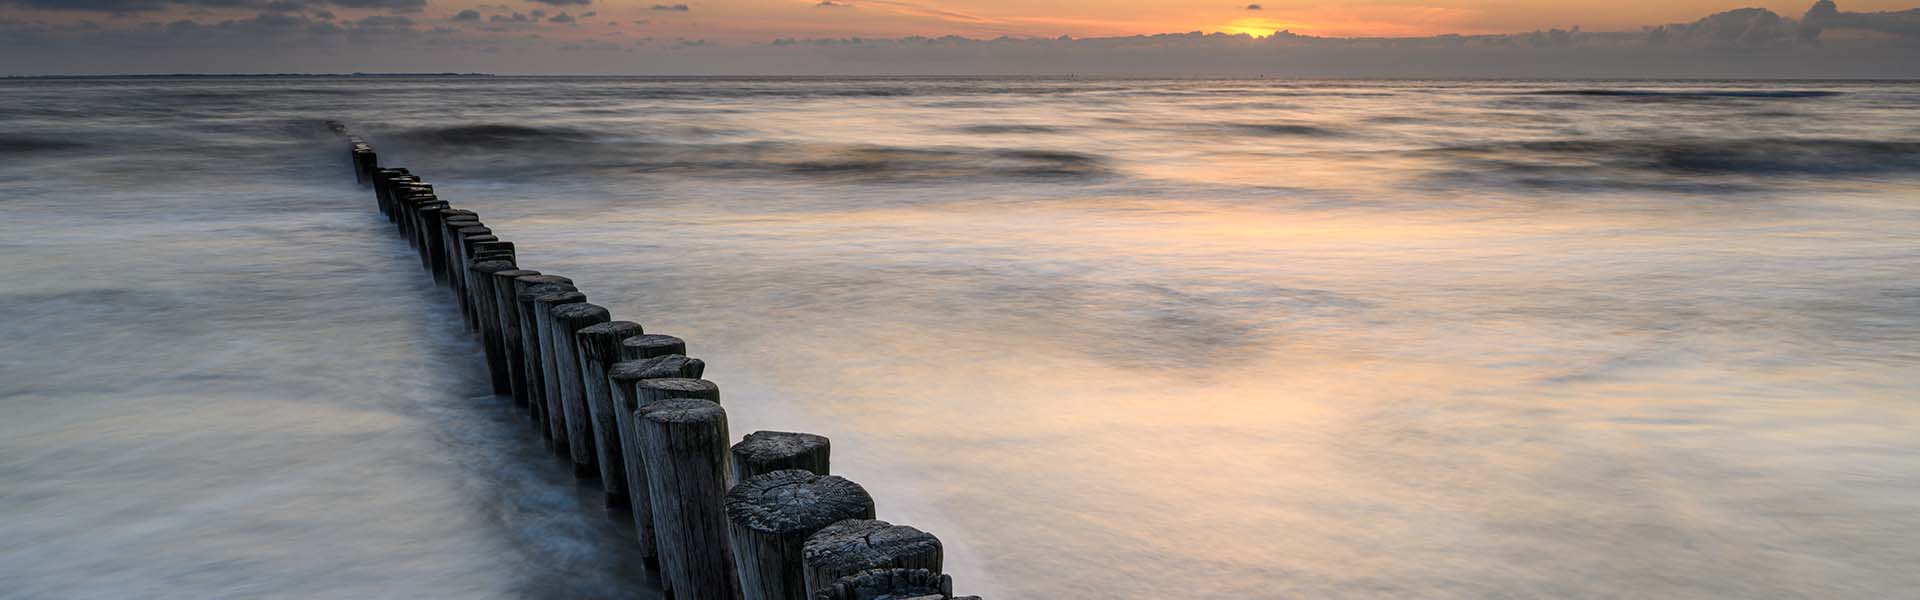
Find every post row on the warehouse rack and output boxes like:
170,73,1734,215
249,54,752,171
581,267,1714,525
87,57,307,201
345,134,982,600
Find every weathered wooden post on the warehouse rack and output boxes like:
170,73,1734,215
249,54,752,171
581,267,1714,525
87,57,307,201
467,240,515,331
372,169,411,218
516,280,577,429
414,201,452,277
495,272,563,411
351,142,377,186
607,373,716,557
447,226,487,323
726,470,876,600
550,302,611,478
441,217,481,294
575,320,645,503
810,569,973,600
404,194,443,252
393,186,424,237
801,520,943,597
468,259,520,396
532,288,588,448
461,236,505,329
732,431,831,485
392,187,432,238
635,398,738,600
387,182,425,228
621,333,689,361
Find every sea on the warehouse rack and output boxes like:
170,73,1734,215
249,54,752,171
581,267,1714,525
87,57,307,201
4,77,1919,599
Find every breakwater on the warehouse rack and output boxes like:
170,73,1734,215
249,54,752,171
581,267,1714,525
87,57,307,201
339,125,981,600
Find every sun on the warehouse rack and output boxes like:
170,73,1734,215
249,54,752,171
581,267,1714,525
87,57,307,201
1216,17,1305,37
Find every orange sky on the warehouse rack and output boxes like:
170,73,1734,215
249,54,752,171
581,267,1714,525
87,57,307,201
514,0,1917,39
5,0,1915,40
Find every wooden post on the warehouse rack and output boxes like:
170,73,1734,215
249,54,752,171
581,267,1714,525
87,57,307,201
442,218,481,296
406,196,444,254
800,520,943,598
725,470,876,600
532,288,588,449
575,320,645,503
392,187,432,239
635,398,738,600
496,272,563,412
372,169,411,219
447,225,486,325
467,240,515,331
414,201,452,277
351,142,377,186
468,259,520,395
550,302,611,478
461,237,505,329
387,182,426,229
516,281,577,430
620,333,689,361
732,431,831,485
811,569,972,600
607,374,716,558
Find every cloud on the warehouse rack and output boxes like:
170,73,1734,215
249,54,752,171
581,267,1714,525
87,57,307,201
526,0,588,4
1802,0,1920,39
817,0,847,6
451,9,480,22
1246,4,1261,10
528,8,544,18
490,11,528,22
579,11,593,17
325,0,424,11
547,11,572,22
0,0,429,12
650,3,687,11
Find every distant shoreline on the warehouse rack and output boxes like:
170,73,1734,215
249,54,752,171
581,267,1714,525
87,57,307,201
6,73,1920,82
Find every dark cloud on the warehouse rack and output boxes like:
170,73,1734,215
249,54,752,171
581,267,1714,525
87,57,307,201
817,0,845,6
489,11,528,22
348,14,412,29
1803,0,1920,39
546,11,571,22
650,3,687,11
323,0,425,11
578,10,591,16
528,8,543,17
1246,4,1261,10
524,0,587,5
0,0,427,12
450,9,479,21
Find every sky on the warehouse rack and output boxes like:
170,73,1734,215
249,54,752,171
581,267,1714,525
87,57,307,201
1,0,1918,75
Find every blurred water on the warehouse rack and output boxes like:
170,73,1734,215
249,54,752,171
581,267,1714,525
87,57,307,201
4,77,1920,599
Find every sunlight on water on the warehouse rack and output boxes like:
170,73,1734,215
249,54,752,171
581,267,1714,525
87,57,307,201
4,77,1920,599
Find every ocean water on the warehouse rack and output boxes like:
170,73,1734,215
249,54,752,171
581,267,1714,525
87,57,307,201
4,77,1920,599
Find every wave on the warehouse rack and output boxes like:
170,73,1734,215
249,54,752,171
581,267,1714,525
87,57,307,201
389,124,600,149
1521,89,1844,100
1431,138,1920,177
782,146,1108,180
957,124,1064,134
378,133,1112,183
0,135,89,155
1229,122,1345,137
